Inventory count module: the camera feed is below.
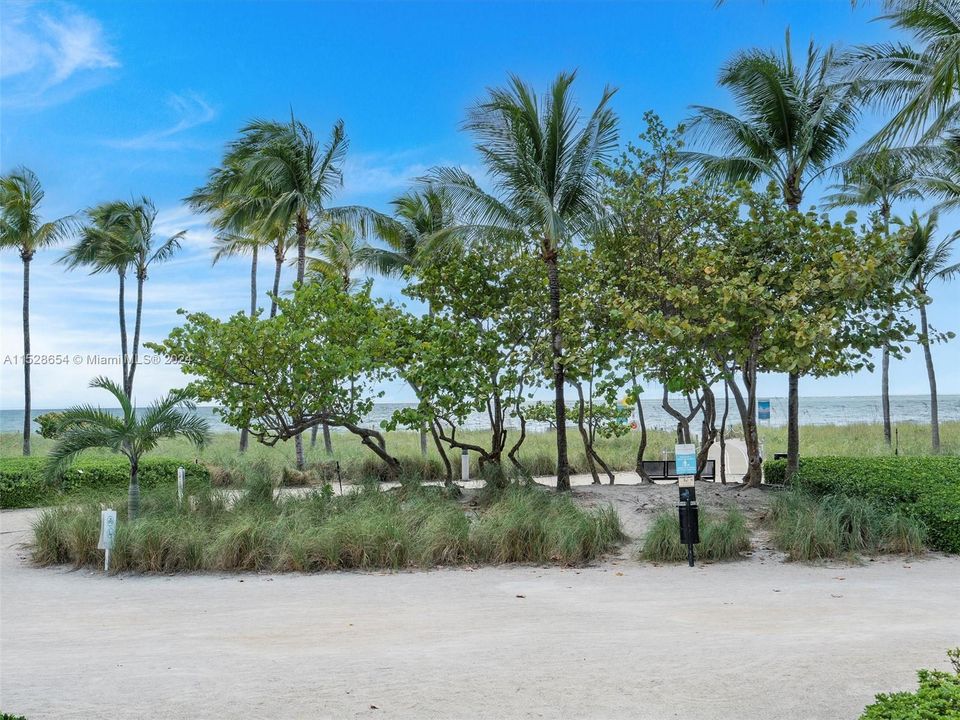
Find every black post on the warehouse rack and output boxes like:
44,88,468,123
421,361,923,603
685,495,695,567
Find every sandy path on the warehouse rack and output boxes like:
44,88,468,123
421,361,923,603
2,495,958,720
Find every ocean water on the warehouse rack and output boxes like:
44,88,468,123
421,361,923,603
3,395,958,435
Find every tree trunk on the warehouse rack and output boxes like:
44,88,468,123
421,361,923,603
431,424,453,485
240,247,258,454
127,459,140,520
574,383,601,484
294,217,308,463
727,359,762,487
419,428,428,458
919,301,941,453
310,425,318,447
296,211,308,285
294,433,305,470
322,422,333,455
21,254,32,456
544,251,570,491
719,379,730,484
881,345,891,446
270,243,283,318
127,273,145,398
632,377,652,483
118,270,129,395
786,371,800,481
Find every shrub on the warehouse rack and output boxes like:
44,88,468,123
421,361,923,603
769,491,926,561
0,457,210,509
859,649,960,719
639,507,751,562
766,456,960,553
31,483,623,572
471,485,625,565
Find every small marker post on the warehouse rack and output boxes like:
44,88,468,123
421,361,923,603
461,449,470,483
177,466,186,506
97,509,117,574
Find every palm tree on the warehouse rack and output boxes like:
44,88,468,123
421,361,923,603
46,376,210,520
366,188,458,460
366,188,458,279
211,230,264,452
897,210,959,452
0,167,73,456
682,30,860,481
825,150,923,445
429,71,618,491
306,222,370,292
63,198,184,397
846,0,960,146
303,221,373,454
225,116,349,284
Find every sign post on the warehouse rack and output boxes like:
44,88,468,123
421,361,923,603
675,443,700,567
97,509,117,573
177,466,185,506
461,449,469,483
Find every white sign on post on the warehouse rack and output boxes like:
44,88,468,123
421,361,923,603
98,509,117,573
177,466,186,505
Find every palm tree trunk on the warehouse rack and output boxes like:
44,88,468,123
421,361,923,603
127,272,145,398
21,253,32,456
919,301,941,453
294,216,308,462
881,345,892,446
296,212,308,285
128,459,140,520
118,270,129,395
240,247,258,454
544,251,570,491
786,371,800,481
270,244,282,318
785,194,801,482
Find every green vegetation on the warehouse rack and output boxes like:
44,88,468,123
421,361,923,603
0,457,209,509
31,482,624,572
639,508,751,563
766,455,960,553
858,649,960,720
768,491,926,561
4,422,958,510
44,376,210,519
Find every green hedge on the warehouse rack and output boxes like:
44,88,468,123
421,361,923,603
765,456,960,554
0,457,210,509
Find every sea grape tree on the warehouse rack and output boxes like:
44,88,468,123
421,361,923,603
149,281,400,472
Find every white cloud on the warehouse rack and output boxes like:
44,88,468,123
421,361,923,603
103,93,217,150
340,150,490,205
1,1,118,109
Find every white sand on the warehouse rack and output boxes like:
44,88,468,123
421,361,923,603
2,487,958,720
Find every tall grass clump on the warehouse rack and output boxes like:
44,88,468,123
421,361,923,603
31,482,622,573
639,507,751,562
471,485,624,565
769,491,926,561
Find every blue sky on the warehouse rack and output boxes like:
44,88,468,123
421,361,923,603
1,0,957,409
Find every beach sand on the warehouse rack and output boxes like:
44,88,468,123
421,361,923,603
1,483,958,720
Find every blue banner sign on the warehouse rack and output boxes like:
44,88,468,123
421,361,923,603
675,443,698,476
758,399,771,421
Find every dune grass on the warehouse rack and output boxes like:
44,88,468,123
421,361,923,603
768,491,927,562
639,507,752,562
30,479,625,573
